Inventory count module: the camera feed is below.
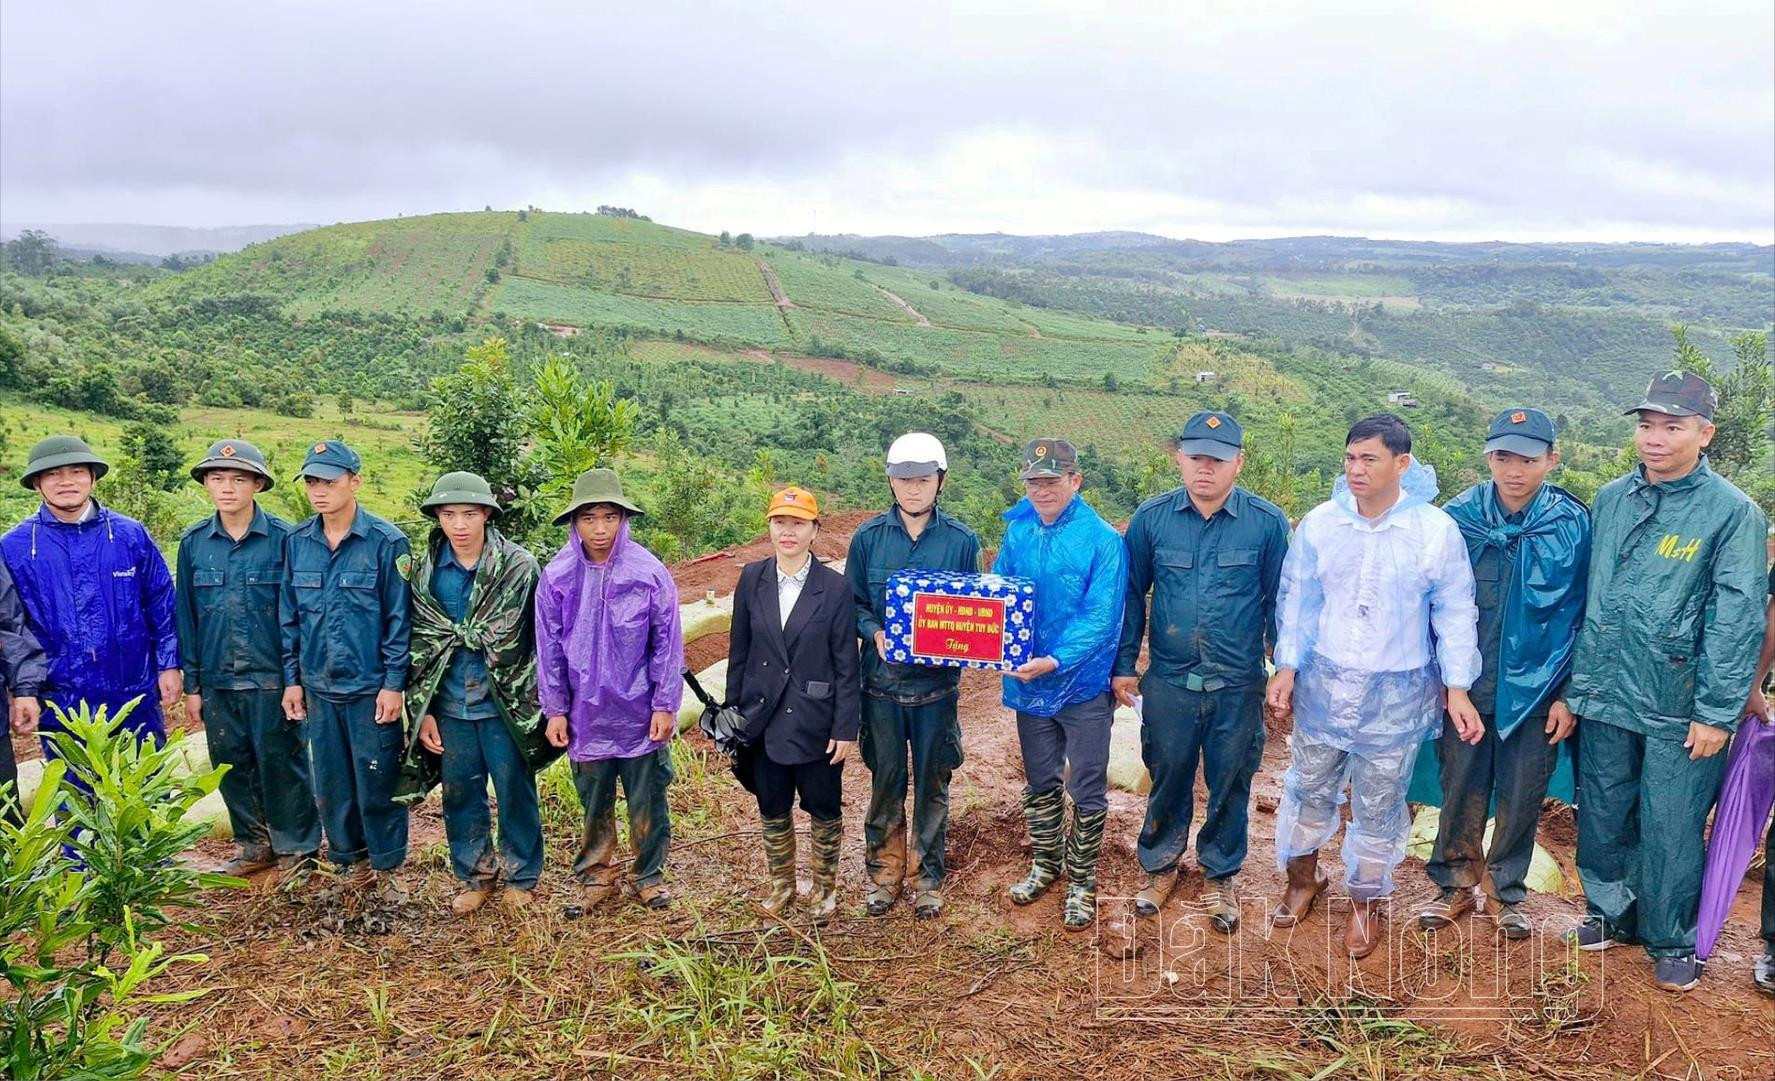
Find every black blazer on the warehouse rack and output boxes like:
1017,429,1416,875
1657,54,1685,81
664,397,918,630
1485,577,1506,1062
726,556,861,765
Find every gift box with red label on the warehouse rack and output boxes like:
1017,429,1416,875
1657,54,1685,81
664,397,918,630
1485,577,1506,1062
882,570,1037,671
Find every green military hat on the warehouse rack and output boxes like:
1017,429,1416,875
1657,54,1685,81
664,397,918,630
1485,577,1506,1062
553,467,643,525
421,470,501,518
1018,437,1079,480
19,434,109,490
190,438,275,489
1625,370,1717,420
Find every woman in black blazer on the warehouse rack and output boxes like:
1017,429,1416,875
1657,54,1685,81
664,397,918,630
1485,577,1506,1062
726,485,860,922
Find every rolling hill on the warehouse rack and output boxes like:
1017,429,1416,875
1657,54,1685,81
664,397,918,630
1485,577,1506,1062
7,208,1768,557
154,210,1512,480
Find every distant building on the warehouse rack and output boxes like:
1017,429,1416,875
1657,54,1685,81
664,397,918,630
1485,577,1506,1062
1386,390,1421,408
893,387,915,396
537,322,581,338
1194,371,1216,384
1480,363,1499,372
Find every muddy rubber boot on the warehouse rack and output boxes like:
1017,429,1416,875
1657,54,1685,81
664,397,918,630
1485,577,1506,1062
1009,788,1066,906
1270,853,1327,928
1062,807,1107,932
807,817,844,925
1346,898,1384,960
760,815,799,916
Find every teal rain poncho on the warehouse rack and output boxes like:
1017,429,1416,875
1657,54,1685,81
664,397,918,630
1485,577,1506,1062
1442,481,1591,739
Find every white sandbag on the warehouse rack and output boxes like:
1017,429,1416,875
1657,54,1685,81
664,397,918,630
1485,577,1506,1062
12,739,232,839
1106,700,1150,795
1406,805,1563,895
680,594,733,646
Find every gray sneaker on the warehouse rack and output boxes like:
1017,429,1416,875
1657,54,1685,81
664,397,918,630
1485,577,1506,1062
1753,949,1774,996
1495,903,1532,940
1652,954,1702,993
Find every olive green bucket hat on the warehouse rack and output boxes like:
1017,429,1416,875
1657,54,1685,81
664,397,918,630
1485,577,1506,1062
553,467,643,525
421,471,501,518
20,434,110,490
190,438,275,490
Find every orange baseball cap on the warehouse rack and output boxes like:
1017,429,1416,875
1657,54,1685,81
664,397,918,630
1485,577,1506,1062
766,486,819,521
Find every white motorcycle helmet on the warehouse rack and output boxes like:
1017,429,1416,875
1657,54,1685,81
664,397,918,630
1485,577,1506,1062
885,432,948,478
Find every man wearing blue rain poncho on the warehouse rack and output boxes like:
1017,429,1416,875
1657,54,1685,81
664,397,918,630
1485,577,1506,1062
1265,414,1483,959
993,437,1128,932
1416,409,1589,940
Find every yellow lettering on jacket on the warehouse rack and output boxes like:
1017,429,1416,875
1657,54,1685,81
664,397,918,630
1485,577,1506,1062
1655,533,1701,562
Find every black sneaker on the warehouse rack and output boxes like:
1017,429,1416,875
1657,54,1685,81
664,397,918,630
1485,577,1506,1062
1753,949,1774,996
1563,920,1624,951
1652,954,1702,993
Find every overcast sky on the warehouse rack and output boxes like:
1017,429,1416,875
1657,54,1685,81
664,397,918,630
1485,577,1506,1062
3,1,1771,243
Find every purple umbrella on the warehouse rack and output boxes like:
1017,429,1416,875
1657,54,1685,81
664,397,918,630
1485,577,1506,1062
1697,716,1775,960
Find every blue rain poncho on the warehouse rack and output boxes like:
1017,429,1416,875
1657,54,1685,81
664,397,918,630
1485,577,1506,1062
1441,481,1590,740
1273,461,1481,755
991,494,1127,717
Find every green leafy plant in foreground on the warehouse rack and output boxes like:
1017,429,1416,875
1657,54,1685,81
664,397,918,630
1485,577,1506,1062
1,698,242,1080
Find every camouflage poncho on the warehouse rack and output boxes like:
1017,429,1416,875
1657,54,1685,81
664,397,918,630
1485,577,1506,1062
395,526,561,803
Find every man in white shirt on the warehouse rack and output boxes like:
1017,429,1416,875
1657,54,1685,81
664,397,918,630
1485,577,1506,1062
1265,414,1483,958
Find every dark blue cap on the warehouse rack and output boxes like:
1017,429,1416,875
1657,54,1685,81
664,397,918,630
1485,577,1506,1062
1484,408,1556,458
1175,411,1243,461
297,438,362,480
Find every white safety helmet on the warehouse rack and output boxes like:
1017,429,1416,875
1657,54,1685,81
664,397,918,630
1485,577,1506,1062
885,432,948,478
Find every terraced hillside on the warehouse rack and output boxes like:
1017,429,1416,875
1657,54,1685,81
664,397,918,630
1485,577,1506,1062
162,212,1195,387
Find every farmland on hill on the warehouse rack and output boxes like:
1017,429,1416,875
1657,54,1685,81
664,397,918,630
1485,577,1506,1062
4,209,1769,561
796,231,1773,428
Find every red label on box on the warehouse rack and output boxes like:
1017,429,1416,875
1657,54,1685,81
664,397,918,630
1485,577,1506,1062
910,592,1007,665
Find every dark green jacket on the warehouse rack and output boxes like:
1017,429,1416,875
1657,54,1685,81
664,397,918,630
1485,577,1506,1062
1566,458,1768,737
844,506,980,703
1115,485,1289,691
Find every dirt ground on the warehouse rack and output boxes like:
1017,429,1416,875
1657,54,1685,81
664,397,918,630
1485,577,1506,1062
111,515,1775,1078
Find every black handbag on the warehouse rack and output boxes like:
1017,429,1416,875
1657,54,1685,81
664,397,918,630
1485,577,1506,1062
684,666,749,757
683,666,758,795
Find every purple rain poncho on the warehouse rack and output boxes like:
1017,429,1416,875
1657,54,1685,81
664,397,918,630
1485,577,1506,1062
535,518,683,762
1696,716,1774,959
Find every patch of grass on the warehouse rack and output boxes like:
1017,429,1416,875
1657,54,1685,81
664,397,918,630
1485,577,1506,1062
607,934,887,1079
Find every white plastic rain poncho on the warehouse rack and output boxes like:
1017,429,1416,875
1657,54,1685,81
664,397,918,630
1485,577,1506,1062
1273,460,1482,754
1272,460,1482,899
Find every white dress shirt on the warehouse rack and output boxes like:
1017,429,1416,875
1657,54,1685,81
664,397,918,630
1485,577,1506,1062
776,557,813,629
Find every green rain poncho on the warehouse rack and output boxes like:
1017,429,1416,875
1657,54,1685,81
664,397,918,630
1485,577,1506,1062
395,527,561,803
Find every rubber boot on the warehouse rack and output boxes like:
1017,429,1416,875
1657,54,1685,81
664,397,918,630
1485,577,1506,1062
1062,807,1108,931
1271,852,1327,928
1009,787,1066,906
807,817,844,925
1346,898,1384,960
760,815,798,915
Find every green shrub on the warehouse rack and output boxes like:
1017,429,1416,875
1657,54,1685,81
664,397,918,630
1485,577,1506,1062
1,699,241,1080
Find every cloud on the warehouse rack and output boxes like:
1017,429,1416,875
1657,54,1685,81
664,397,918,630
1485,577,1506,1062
2,0,1769,241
